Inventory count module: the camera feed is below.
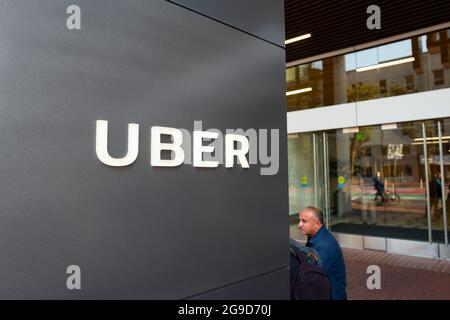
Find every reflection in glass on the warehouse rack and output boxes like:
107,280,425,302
288,132,325,241
328,122,450,241
288,119,450,242
288,133,316,215
286,28,450,112
327,122,432,240
381,123,428,234
378,39,412,62
438,119,450,241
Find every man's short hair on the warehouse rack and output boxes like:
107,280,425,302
304,206,324,225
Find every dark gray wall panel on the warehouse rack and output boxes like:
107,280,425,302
189,268,289,300
169,0,285,47
0,0,288,298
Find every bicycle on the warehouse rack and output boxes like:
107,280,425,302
373,191,400,205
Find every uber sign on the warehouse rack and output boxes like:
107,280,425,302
95,120,280,175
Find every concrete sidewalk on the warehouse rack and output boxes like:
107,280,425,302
344,248,450,299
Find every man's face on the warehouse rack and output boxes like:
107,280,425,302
298,209,321,237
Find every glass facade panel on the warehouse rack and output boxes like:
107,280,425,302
353,48,380,101
378,39,412,62
288,133,315,214
287,27,450,244
380,123,428,234
286,54,356,111
423,120,441,234
286,28,450,111
288,132,325,215
438,119,450,242
288,119,450,243
288,132,325,240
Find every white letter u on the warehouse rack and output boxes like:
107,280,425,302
96,120,139,167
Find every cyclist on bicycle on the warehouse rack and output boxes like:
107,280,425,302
373,175,385,203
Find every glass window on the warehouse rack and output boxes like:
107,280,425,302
420,35,428,53
286,67,296,83
356,48,378,68
286,28,450,111
404,75,414,91
434,119,450,242
378,39,412,62
353,47,381,101
345,53,357,71
379,79,387,96
288,120,450,242
433,69,444,86
288,132,326,240
288,132,322,214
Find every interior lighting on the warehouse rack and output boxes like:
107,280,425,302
356,57,415,72
414,136,450,141
286,87,312,96
285,33,312,45
411,140,448,145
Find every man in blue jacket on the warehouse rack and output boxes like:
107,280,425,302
298,206,347,300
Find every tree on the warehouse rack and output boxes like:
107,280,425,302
347,82,379,102
387,82,407,97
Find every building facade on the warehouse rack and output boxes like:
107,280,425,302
286,5,450,260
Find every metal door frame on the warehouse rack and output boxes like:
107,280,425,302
437,121,449,255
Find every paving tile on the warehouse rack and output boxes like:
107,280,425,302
343,248,450,300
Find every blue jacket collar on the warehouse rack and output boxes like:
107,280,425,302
308,225,326,246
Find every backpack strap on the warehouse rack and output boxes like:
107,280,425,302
305,251,320,265
290,243,307,264
290,242,321,266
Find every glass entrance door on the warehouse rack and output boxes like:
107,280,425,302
288,118,450,252
436,119,449,254
325,121,448,245
380,122,428,238
288,132,325,240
